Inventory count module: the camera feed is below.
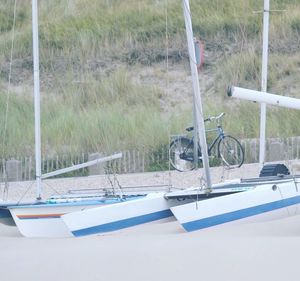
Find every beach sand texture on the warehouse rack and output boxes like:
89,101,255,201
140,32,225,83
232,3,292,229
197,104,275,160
1,162,300,281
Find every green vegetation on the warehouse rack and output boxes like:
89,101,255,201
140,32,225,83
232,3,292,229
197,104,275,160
0,0,300,158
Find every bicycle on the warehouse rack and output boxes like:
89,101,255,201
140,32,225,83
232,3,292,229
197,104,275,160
169,112,244,172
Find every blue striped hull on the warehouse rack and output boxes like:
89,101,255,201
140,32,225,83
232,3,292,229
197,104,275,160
182,195,300,232
72,209,173,237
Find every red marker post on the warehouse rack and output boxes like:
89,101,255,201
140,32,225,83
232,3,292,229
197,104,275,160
194,38,204,70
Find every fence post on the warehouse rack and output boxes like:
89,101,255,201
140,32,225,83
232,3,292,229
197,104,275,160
6,159,22,181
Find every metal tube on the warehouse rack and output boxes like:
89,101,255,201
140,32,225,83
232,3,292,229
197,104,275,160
228,86,300,110
182,0,211,189
32,0,42,200
259,0,270,166
42,153,122,179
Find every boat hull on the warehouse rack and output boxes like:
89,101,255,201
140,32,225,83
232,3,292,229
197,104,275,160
170,180,300,232
62,193,189,237
8,197,143,238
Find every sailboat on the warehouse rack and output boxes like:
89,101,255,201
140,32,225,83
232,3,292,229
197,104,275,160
1,0,146,238
169,0,300,232
60,0,253,237
62,0,300,236
169,85,300,232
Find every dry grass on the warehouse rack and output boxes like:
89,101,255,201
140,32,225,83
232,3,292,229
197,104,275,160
0,0,300,157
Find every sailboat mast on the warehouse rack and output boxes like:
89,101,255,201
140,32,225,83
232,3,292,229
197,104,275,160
182,0,212,189
32,0,42,200
259,0,270,166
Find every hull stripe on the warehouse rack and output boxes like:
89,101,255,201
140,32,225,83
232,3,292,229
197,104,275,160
182,195,300,232
17,213,65,220
72,209,173,237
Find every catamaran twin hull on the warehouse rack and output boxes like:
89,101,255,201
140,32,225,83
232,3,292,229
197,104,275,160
170,178,300,232
6,188,236,238
62,176,300,237
8,196,144,238
60,179,269,237
61,192,190,237
6,176,300,237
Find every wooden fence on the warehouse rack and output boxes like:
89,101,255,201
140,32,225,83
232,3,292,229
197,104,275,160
1,137,300,181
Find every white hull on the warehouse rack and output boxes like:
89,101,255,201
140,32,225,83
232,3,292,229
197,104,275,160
9,197,142,237
170,180,300,232
0,200,45,227
9,205,77,237
62,193,188,237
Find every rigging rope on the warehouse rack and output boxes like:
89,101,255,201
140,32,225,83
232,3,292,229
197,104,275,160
1,0,18,189
164,0,173,190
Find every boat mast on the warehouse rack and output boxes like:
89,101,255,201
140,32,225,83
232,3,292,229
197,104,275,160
259,0,270,166
182,0,212,189
32,0,42,200
229,86,300,110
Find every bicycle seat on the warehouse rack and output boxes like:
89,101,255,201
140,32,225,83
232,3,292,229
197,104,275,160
186,119,211,131
186,126,194,132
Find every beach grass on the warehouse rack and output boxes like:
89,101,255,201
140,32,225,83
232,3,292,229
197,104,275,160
0,0,300,158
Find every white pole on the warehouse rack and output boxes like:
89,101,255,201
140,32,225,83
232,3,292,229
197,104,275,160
182,0,211,189
42,153,122,179
259,0,270,166
228,86,300,110
32,0,42,200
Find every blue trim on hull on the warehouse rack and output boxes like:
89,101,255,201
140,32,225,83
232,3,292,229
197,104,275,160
8,196,144,209
182,195,300,232
0,209,14,226
72,209,173,237
9,200,119,209
0,208,12,219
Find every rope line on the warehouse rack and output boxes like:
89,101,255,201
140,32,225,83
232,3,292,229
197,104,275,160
1,0,18,193
164,0,173,190
2,0,18,164
16,181,35,204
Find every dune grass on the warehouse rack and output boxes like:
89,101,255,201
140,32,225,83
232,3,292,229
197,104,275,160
0,68,189,157
0,0,300,158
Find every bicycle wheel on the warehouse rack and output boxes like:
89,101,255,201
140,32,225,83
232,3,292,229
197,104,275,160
169,137,196,172
218,135,244,168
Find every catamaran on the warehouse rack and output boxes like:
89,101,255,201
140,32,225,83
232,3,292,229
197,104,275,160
168,0,300,232
61,0,252,236
0,0,147,238
62,0,300,236
4,0,298,238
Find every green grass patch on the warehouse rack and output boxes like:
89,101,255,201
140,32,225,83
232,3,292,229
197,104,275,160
1,0,300,161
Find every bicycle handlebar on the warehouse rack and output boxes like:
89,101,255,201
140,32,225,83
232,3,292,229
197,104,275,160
208,112,225,121
185,113,225,132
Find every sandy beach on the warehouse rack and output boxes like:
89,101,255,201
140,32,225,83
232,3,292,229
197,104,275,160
1,217,300,281
1,162,300,281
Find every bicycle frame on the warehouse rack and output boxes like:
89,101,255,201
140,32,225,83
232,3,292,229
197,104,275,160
188,125,225,160
206,125,225,156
